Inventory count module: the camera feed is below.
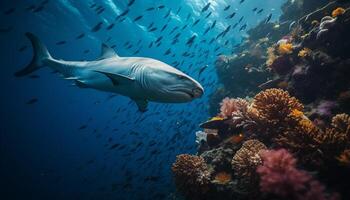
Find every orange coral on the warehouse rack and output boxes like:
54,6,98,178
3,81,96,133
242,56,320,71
213,171,232,185
172,154,211,199
332,7,346,18
278,42,293,55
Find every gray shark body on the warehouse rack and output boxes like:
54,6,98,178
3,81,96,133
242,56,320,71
15,33,204,111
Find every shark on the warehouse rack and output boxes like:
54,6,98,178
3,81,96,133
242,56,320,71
15,33,204,111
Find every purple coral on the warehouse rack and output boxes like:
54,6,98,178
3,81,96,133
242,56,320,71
257,149,337,200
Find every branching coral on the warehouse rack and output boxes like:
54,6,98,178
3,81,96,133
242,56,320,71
219,97,249,119
298,48,312,57
231,140,267,184
172,154,211,199
257,149,337,200
337,149,350,167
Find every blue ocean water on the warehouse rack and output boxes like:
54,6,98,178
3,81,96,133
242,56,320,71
1,0,285,199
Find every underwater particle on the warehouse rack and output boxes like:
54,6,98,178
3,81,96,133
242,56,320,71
337,149,350,167
172,154,211,199
332,7,346,18
231,139,267,180
213,171,231,185
298,48,312,57
278,42,293,55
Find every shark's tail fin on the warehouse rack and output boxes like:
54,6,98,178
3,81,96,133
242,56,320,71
14,32,52,77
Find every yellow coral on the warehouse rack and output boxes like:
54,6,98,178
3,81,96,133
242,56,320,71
332,7,346,18
278,42,293,55
290,109,304,119
213,172,232,185
298,48,312,57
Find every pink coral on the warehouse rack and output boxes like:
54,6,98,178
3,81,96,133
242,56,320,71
257,149,337,200
219,97,249,118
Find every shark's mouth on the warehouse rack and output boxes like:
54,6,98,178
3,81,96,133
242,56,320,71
176,89,195,98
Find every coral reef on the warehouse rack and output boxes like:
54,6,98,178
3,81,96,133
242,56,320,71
171,154,211,200
173,1,350,199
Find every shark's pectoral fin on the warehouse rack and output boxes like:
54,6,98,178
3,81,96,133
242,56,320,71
133,99,148,112
75,80,89,88
94,70,135,86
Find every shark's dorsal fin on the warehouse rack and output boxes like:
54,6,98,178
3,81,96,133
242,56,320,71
94,70,134,86
100,43,118,59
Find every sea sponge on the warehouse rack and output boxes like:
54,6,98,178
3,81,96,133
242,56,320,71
219,97,249,118
278,42,293,55
231,139,267,180
257,149,337,200
332,7,346,18
172,154,211,199
213,171,232,185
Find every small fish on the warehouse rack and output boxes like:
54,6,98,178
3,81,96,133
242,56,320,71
4,8,15,15
257,8,264,14
211,20,216,29
205,12,212,19
186,35,196,47
239,24,247,31
91,22,103,32
224,5,231,11
106,23,115,30
164,48,171,56
226,12,236,19
148,27,157,32
192,19,200,27
145,7,155,11
198,65,208,77
79,125,87,130
239,16,244,23
56,41,66,45
265,13,272,24
252,7,258,12
176,7,182,15
133,15,143,22
26,98,38,104
239,0,245,4
158,5,165,9
160,24,167,32
127,0,136,7
201,3,211,13
75,33,85,39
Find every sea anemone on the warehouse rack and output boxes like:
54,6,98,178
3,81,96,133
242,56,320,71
213,171,232,185
332,7,346,18
172,154,211,199
257,149,337,200
231,139,267,180
278,42,293,55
